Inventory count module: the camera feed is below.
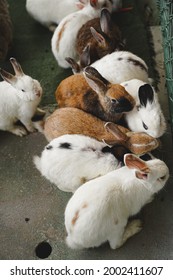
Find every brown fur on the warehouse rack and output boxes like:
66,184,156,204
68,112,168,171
56,19,69,51
71,210,79,226
0,0,13,61
44,107,159,155
76,14,123,64
55,72,135,123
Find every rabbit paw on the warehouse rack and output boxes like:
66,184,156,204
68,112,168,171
117,219,142,249
122,219,142,244
10,126,28,137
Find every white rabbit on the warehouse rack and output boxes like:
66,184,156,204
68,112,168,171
0,57,42,136
26,0,90,31
51,0,113,68
121,79,167,138
90,51,150,84
65,153,169,249
33,134,121,192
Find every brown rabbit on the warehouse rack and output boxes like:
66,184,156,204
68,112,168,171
55,66,135,123
44,107,159,155
76,8,124,64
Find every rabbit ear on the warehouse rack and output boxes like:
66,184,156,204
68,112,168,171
100,8,111,35
75,1,85,10
65,57,81,73
10,58,24,76
0,68,17,84
90,27,107,48
80,44,91,68
83,66,109,95
90,0,98,8
124,154,150,179
104,122,129,142
138,84,154,107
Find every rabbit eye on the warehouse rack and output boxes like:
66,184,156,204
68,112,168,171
142,121,148,130
111,99,118,104
159,175,166,180
21,89,25,92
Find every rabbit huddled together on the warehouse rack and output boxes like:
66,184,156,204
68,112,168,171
4,0,169,251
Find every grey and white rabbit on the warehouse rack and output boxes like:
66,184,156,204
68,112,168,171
0,58,42,136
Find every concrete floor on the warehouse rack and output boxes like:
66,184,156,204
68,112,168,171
0,25,173,260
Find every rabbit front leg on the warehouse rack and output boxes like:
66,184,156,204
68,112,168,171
19,107,37,133
0,118,28,137
19,113,36,133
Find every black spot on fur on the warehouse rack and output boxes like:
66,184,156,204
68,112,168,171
83,90,106,119
46,145,53,150
59,142,72,149
102,144,130,162
111,97,134,113
127,57,148,73
102,146,112,154
140,153,152,161
117,57,123,61
138,84,154,107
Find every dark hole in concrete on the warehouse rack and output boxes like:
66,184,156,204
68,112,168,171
25,218,30,222
35,241,52,259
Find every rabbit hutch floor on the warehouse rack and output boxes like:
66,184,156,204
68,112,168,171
0,0,173,260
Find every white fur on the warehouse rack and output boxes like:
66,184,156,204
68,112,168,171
33,134,120,192
91,51,149,84
51,0,113,68
26,0,83,29
65,154,169,249
121,79,166,138
0,69,42,136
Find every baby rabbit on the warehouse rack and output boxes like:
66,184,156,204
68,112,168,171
55,66,135,123
44,107,159,155
51,0,113,68
26,0,88,31
0,58,42,136
65,153,169,249
33,134,121,192
121,79,167,138
76,8,124,65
